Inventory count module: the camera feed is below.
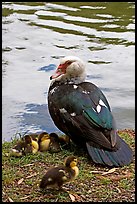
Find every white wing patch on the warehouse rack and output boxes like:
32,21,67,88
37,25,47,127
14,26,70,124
96,99,107,113
96,104,101,113
73,85,78,89
59,108,67,113
50,87,57,94
48,178,53,182
82,90,87,94
99,99,107,107
70,112,76,116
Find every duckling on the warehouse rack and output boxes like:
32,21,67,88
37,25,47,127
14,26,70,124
24,134,39,154
10,140,26,157
48,133,61,153
38,132,61,152
28,133,39,142
38,132,51,152
57,134,71,148
39,156,79,190
10,134,39,157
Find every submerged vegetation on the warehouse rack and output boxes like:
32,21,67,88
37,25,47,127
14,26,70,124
2,129,135,202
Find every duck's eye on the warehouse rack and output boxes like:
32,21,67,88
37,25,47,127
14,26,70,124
66,61,72,65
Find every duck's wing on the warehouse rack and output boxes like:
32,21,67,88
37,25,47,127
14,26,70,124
48,82,116,150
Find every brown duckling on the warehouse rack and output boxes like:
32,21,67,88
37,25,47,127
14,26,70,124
57,134,71,148
10,134,39,157
48,133,61,153
10,140,26,157
28,133,39,142
39,156,79,190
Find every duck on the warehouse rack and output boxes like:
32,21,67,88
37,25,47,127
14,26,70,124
10,134,39,156
48,56,133,167
39,155,79,190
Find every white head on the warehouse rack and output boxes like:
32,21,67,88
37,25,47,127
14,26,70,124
50,56,86,84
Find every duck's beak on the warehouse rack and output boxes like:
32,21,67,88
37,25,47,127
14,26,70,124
50,64,67,80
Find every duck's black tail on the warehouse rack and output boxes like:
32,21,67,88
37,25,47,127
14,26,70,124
86,136,133,167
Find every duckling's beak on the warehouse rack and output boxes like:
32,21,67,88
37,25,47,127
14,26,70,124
70,159,78,167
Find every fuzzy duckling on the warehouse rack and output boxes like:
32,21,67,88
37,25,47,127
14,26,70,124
38,132,51,152
58,134,71,147
28,133,39,142
39,156,79,190
48,133,61,153
38,132,61,152
10,140,26,157
10,134,39,157
24,134,39,154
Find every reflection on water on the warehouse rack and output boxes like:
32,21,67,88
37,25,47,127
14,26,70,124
2,2,135,141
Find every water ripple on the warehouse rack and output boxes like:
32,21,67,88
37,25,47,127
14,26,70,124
2,2,135,141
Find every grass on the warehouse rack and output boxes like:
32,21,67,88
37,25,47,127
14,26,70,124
2,129,135,202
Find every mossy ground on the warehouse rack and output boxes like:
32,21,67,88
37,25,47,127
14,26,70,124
2,129,135,202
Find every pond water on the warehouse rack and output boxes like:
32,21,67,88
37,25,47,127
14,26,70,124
2,2,135,142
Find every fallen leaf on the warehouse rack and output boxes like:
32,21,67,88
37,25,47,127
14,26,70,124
5,153,9,157
90,168,117,175
126,172,133,178
20,195,31,200
26,172,38,178
102,168,117,175
17,178,24,184
80,194,86,199
90,170,103,174
96,175,105,180
115,187,121,193
3,191,5,195
69,194,75,202
21,163,34,167
8,197,14,202
109,172,133,181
